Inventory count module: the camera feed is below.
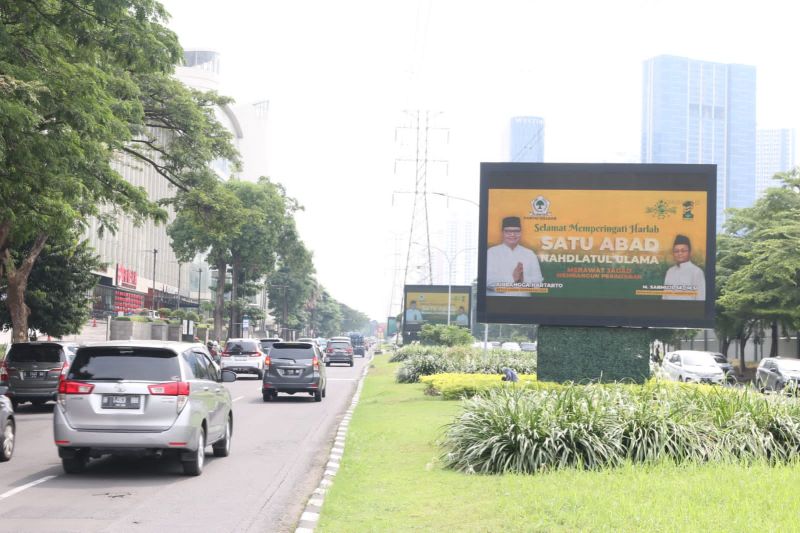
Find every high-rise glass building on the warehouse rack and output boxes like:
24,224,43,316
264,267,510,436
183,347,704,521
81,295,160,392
641,55,756,229
509,116,545,162
756,128,796,198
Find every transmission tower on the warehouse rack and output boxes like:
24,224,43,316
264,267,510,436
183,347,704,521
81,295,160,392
393,110,448,300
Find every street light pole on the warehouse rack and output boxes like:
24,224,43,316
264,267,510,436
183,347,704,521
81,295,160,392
152,248,158,310
196,267,202,311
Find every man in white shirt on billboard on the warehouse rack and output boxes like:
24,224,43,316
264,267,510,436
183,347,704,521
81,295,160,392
405,301,423,322
662,234,705,300
486,216,543,296
454,306,469,326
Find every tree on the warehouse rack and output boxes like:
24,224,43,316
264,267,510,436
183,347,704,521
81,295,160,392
266,225,315,337
0,232,103,337
719,169,800,357
1,0,238,342
308,287,342,338
340,303,370,334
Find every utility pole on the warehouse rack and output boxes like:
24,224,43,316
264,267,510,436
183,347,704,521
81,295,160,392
196,267,202,313
176,262,182,311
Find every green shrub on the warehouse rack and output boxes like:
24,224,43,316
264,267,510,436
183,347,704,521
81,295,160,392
389,344,444,363
440,383,800,474
420,373,539,399
185,311,200,323
171,309,187,320
419,324,474,346
158,307,172,318
113,316,132,322
130,315,150,323
396,347,537,383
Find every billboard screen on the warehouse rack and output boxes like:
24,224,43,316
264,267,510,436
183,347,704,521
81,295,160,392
403,285,472,343
477,163,716,328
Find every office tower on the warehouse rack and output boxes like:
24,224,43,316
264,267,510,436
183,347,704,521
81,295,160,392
510,116,545,162
642,55,756,229
756,128,796,198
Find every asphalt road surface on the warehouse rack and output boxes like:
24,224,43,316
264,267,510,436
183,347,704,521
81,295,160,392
0,355,370,533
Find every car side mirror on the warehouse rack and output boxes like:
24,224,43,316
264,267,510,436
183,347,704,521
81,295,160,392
220,369,237,383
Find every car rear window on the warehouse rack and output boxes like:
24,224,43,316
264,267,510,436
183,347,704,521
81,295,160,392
68,347,181,381
225,340,260,353
269,345,315,360
329,342,350,349
7,344,62,363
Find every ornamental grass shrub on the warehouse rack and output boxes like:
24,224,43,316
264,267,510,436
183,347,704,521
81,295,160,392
441,382,800,474
420,373,539,399
396,347,537,383
389,344,444,363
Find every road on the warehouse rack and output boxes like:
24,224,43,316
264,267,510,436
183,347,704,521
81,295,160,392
0,356,370,533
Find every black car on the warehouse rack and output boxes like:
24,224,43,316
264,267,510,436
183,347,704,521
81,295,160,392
262,342,327,402
0,391,14,461
1,342,73,408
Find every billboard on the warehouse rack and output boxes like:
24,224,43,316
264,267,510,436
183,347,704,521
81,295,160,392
403,285,472,343
477,163,716,328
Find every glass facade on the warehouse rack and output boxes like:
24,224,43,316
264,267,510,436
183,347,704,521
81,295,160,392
756,128,796,198
642,55,756,229
510,117,545,162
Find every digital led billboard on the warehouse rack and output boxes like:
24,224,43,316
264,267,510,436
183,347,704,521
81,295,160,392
403,284,472,343
477,163,716,328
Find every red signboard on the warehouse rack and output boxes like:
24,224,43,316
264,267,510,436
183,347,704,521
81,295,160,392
116,264,138,289
114,290,144,314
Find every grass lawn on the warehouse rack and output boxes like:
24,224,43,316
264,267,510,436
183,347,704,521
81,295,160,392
317,355,800,532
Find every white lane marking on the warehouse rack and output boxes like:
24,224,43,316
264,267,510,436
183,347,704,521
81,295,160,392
0,476,57,500
233,396,244,402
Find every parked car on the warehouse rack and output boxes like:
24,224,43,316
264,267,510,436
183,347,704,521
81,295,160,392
53,341,236,475
0,391,14,461
220,338,267,378
262,342,327,402
325,339,354,367
520,342,537,352
711,353,736,382
501,342,522,352
661,350,725,384
1,342,74,408
755,357,800,393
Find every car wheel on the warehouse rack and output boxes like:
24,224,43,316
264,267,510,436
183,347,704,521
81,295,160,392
62,452,88,474
349,361,354,367
0,418,14,462
256,369,264,379
10,399,18,411
325,362,330,367
182,429,206,476
212,416,232,458
314,390,322,402
322,387,326,398
262,391,272,402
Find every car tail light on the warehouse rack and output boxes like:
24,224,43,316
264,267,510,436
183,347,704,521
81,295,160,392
312,355,320,370
221,351,231,358
58,380,95,394
326,348,333,354
247,351,260,358
148,381,190,412
0,361,7,384
347,347,353,354
264,355,271,370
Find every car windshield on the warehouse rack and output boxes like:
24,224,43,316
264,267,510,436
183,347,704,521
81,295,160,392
683,352,717,367
7,344,62,363
68,347,181,381
777,359,800,371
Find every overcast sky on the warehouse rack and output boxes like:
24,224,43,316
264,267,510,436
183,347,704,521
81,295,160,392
160,0,800,321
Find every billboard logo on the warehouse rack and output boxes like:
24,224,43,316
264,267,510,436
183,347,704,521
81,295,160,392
682,200,695,219
530,196,551,216
645,200,677,219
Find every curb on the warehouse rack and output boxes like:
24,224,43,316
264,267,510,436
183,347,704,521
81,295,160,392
294,355,372,532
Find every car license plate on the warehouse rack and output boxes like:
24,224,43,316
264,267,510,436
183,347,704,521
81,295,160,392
101,395,140,409
235,356,248,361
23,370,47,379
284,369,300,376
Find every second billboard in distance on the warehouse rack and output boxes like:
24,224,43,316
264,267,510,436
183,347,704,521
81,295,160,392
403,285,472,343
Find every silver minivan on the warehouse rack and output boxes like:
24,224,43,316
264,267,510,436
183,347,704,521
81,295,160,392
53,341,236,476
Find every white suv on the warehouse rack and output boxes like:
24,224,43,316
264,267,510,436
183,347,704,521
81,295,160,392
220,338,266,378
54,341,236,476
